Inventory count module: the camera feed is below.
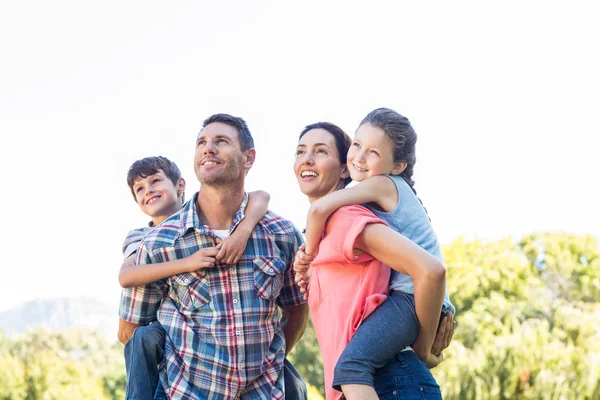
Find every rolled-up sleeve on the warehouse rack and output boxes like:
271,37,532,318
118,242,168,324
276,227,306,308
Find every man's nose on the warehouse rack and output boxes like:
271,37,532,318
203,140,217,155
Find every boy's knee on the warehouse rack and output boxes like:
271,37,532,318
134,324,165,353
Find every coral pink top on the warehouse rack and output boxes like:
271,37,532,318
308,205,390,400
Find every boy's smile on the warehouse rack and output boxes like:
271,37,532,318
133,171,183,225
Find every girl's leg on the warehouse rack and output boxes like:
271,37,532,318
333,291,418,399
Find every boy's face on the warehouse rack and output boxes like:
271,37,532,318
132,170,183,224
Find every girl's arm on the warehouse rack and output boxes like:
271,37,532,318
354,223,446,362
216,190,270,264
304,175,397,256
118,247,219,288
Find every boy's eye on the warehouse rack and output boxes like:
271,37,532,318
152,178,160,184
135,187,143,193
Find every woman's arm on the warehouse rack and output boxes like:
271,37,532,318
304,176,397,256
216,190,270,264
354,223,446,361
118,247,219,288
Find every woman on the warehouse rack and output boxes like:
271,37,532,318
293,122,453,400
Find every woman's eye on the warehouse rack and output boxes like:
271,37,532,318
316,149,327,154
296,150,305,156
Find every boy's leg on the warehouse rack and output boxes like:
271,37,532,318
332,291,419,394
123,321,166,400
284,358,308,400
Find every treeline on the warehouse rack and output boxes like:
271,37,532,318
1,233,598,399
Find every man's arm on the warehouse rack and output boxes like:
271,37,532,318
118,317,143,345
280,303,309,355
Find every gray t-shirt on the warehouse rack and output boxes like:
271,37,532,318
122,227,152,259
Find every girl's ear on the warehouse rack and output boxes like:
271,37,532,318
341,165,350,180
391,161,407,176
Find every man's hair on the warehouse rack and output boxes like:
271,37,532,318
202,113,255,151
126,156,183,201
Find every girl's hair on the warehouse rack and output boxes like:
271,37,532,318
360,108,429,217
299,122,353,187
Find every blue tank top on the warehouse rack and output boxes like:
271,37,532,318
365,174,455,314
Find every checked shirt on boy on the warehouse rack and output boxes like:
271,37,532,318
119,193,305,400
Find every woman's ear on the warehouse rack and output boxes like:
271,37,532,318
391,161,407,176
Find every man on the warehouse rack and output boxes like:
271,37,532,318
118,114,309,399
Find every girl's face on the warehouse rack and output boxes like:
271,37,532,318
294,128,349,203
347,122,398,182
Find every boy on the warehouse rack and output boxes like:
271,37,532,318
117,156,274,399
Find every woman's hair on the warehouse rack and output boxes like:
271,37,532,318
360,108,430,217
299,122,352,187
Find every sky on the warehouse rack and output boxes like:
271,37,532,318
1,1,598,312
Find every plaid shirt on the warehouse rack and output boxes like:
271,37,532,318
119,193,305,400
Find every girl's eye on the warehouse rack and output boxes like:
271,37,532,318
352,142,361,148
370,150,379,156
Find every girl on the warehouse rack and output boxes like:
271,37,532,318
296,109,455,400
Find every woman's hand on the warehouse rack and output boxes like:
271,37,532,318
425,312,456,369
294,244,315,300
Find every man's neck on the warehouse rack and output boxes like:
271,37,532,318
196,183,245,230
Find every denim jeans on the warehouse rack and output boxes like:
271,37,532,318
374,351,442,400
333,290,419,390
124,321,306,400
123,321,167,400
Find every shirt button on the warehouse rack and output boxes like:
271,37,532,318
233,299,238,304
236,330,241,335
393,391,397,395
269,268,274,273
419,386,423,392
229,268,234,272
184,278,189,284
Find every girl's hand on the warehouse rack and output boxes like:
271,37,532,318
185,247,219,272
216,230,251,264
293,244,315,273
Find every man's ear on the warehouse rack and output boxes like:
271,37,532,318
177,178,186,198
391,161,407,176
243,148,256,169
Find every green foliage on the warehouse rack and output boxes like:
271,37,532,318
0,233,597,399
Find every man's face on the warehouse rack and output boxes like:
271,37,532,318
194,122,249,186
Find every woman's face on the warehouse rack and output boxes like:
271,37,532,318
294,128,349,203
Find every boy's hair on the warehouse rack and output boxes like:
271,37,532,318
127,156,184,202
202,113,255,151
299,122,352,187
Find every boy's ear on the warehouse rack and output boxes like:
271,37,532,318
243,148,256,169
177,178,186,198
391,161,407,176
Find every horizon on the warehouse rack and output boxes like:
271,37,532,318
1,1,598,313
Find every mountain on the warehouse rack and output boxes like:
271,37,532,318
0,297,119,340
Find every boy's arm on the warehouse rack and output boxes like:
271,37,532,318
118,248,219,288
217,190,270,264
304,176,396,256
355,223,446,362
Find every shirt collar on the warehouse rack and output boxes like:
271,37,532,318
180,192,249,236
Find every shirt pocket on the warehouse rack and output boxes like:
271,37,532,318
170,272,211,310
253,257,286,301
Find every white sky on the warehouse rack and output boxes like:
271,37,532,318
1,1,598,312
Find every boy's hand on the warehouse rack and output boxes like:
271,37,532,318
216,230,251,264
185,247,219,272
